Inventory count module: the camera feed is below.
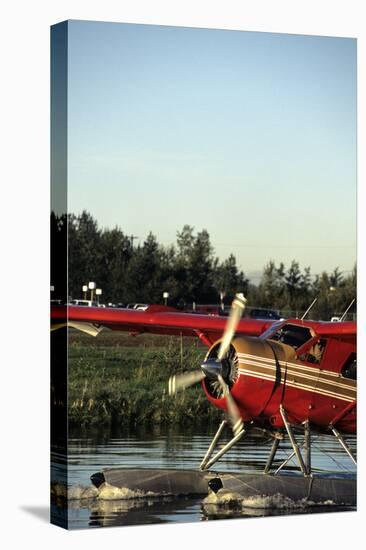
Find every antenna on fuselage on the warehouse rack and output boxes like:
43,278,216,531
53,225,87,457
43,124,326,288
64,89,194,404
301,297,318,320
339,298,355,322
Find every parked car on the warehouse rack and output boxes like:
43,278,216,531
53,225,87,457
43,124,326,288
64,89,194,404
69,299,98,307
125,303,149,311
248,308,282,320
133,303,148,311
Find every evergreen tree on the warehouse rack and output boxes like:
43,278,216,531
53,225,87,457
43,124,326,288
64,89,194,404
175,226,217,304
125,233,163,303
329,267,344,288
62,211,356,320
312,271,331,320
68,211,102,299
258,260,285,308
285,260,303,312
99,228,133,303
213,254,249,304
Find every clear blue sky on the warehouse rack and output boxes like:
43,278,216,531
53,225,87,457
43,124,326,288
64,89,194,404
67,20,356,280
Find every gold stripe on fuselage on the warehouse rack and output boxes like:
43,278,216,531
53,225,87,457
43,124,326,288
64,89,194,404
238,367,355,402
238,357,355,393
237,352,347,378
237,353,356,403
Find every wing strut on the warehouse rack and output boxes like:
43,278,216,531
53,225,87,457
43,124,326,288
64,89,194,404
193,330,214,347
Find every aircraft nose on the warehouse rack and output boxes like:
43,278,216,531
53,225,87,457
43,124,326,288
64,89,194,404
201,358,223,380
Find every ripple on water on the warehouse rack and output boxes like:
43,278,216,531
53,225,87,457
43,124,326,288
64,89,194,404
51,429,356,528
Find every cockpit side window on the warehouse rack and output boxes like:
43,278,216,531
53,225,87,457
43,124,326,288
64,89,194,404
342,353,357,380
265,323,313,350
298,338,326,364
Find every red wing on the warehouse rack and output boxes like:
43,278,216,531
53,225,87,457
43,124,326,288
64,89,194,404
51,304,274,346
310,321,357,344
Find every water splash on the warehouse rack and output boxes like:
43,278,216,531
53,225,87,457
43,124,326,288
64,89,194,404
51,481,160,502
68,485,99,500
51,483,99,500
97,482,159,500
203,490,336,510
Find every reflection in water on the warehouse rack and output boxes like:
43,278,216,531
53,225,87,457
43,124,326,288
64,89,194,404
201,502,353,521
51,425,356,529
89,497,202,528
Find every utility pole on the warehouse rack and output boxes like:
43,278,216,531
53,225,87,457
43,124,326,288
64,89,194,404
129,235,139,249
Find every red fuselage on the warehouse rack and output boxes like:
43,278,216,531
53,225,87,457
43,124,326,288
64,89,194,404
203,325,356,434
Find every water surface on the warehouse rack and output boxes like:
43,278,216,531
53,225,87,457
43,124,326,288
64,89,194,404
52,425,356,529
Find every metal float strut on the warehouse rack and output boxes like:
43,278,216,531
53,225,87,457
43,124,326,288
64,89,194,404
200,420,246,471
199,420,227,470
280,405,308,476
274,449,296,475
304,420,311,475
264,434,281,474
331,426,357,465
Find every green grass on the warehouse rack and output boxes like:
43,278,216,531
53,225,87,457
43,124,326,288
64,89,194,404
67,331,222,429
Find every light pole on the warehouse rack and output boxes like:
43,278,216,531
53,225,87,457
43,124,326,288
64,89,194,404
219,290,226,313
88,281,96,303
82,285,88,300
96,288,102,305
163,291,169,306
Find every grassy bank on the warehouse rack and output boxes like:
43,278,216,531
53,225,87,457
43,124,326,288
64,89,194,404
68,330,222,429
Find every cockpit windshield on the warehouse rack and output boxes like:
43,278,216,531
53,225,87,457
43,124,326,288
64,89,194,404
260,321,283,340
260,322,313,350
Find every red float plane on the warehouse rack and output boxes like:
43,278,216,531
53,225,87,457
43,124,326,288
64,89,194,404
51,294,356,475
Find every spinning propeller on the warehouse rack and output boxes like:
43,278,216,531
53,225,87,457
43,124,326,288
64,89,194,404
168,293,247,436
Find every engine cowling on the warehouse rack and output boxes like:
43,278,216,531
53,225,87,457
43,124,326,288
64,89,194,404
202,336,294,422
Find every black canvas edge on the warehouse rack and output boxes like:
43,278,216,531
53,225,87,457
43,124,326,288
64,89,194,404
50,20,68,530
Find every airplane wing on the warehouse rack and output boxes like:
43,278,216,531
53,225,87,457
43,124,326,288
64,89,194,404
309,320,356,344
51,304,274,347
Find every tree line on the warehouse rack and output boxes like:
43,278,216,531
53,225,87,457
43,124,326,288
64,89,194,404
51,211,356,320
